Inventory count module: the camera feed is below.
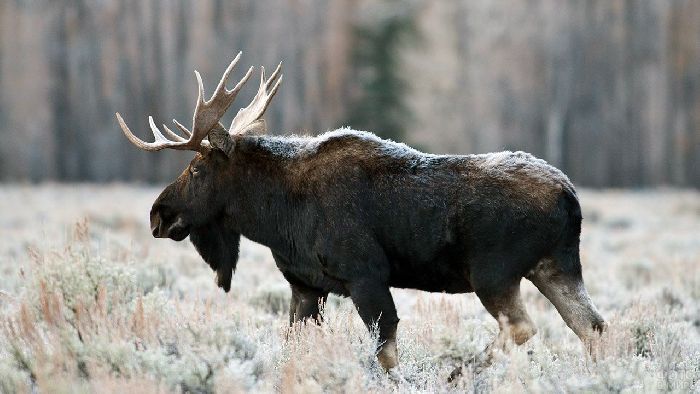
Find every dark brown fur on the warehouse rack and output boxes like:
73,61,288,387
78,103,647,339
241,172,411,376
148,128,606,372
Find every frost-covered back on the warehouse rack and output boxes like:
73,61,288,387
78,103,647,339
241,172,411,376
249,127,577,196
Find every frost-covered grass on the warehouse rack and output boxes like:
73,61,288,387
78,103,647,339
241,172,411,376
0,184,698,393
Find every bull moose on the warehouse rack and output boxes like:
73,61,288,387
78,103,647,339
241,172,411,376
115,53,606,373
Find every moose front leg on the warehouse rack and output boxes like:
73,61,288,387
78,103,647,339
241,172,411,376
289,284,327,325
348,280,400,372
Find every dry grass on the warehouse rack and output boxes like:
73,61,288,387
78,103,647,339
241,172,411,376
0,184,698,393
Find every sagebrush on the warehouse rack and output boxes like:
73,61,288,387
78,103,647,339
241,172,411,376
0,185,698,392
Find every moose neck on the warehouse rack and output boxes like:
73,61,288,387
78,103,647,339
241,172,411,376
223,135,307,255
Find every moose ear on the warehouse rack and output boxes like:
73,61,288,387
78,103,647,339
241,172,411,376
189,218,240,292
209,119,266,156
208,125,236,157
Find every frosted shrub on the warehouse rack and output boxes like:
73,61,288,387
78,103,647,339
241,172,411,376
0,220,276,392
0,187,699,392
249,284,291,316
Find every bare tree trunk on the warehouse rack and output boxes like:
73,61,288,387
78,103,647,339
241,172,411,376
0,1,5,177
175,0,191,119
49,3,71,181
1,0,699,186
150,0,167,180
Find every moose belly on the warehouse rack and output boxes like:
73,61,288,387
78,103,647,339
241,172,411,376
386,252,473,294
273,252,351,296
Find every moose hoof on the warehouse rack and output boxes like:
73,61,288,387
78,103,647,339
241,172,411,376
387,367,406,384
447,365,463,383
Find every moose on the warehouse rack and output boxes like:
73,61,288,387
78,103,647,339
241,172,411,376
115,53,606,373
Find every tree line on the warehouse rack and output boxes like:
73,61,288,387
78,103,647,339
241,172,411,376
0,0,698,187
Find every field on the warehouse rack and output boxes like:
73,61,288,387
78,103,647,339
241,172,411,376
0,185,698,393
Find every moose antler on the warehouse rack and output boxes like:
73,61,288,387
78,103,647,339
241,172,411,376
116,51,281,152
228,63,283,135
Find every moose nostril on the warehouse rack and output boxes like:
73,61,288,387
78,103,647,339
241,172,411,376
150,213,163,238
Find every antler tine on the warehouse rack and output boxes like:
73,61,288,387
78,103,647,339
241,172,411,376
115,113,195,151
211,52,254,104
230,65,255,101
194,70,206,108
172,119,193,138
161,123,188,142
229,63,283,135
148,116,170,142
262,62,283,111
265,62,283,94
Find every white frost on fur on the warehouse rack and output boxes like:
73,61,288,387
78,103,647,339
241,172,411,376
252,127,427,159
471,150,577,196
252,128,576,195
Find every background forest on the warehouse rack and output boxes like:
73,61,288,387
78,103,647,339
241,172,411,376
1,1,700,392
1,0,698,187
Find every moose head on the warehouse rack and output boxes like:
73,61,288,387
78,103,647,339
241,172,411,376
115,53,282,291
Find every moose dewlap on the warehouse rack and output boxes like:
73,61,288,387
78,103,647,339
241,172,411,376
115,52,606,373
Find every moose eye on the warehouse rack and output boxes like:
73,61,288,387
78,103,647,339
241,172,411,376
190,166,200,176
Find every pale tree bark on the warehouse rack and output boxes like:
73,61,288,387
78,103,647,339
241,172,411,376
49,2,71,180
0,0,699,186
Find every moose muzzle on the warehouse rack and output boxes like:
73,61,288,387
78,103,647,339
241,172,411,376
150,212,190,241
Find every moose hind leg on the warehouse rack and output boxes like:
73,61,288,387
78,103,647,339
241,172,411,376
476,282,538,359
448,282,536,381
348,280,400,372
528,258,606,352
